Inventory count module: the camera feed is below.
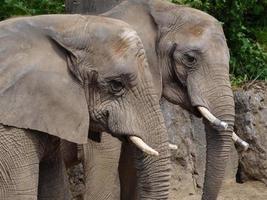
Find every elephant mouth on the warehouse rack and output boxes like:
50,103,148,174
89,125,160,156
197,106,228,130
89,120,176,156
189,99,228,130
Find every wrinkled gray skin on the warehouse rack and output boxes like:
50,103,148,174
79,0,235,200
0,14,171,199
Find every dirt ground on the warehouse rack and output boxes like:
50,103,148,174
170,181,267,200
69,164,267,200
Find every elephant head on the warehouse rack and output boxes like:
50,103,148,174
145,1,235,199
0,14,171,198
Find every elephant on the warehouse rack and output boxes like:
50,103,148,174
0,14,171,199
74,0,236,200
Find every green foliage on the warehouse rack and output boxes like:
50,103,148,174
0,0,65,20
0,0,266,86
171,0,267,85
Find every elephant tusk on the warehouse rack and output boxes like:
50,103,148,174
129,136,159,156
197,106,228,130
169,143,178,150
197,106,249,151
232,132,249,151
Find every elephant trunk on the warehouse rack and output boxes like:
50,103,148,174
202,122,233,199
187,65,235,199
135,142,171,199
201,88,235,200
134,111,171,199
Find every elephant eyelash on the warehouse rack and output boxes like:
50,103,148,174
104,73,137,88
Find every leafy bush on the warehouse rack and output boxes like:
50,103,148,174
0,0,64,20
171,0,267,85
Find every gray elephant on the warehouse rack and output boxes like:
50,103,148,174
0,14,171,199
76,0,235,200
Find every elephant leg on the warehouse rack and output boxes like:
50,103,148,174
0,125,42,200
38,138,71,200
119,143,137,200
83,133,122,200
61,140,80,168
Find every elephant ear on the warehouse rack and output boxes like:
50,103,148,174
0,21,89,144
147,0,181,31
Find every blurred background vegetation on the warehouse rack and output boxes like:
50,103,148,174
0,0,266,86
0,0,64,20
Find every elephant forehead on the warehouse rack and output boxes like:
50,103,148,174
112,28,143,56
101,29,145,73
88,27,146,82
99,56,139,80
186,24,206,37
169,22,224,49
178,21,211,39
171,7,222,39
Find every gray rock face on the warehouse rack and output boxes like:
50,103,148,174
160,99,200,196
234,82,267,185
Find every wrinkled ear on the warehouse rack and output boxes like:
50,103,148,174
46,28,87,83
148,0,181,31
0,24,89,144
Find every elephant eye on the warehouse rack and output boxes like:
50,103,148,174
183,52,197,67
109,80,125,95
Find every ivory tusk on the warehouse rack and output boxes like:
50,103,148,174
129,136,159,156
197,106,228,130
169,143,178,150
232,132,249,151
197,106,249,151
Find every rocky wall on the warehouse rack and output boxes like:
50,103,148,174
234,82,267,185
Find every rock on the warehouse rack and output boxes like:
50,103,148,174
234,82,267,185
160,99,199,196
